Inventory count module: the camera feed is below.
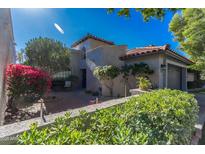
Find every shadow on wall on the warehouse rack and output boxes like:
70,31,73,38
0,8,16,125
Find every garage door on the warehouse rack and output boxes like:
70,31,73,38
167,64,182,90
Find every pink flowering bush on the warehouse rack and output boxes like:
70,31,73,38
6,64,52,113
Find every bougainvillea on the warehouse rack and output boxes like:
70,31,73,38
5,64,52,113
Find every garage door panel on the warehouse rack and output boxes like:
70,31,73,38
167,64,182,90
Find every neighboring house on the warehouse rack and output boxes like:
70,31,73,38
187,69,204,89
69,33,193,97
0,9,16,125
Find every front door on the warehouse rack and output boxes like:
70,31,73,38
82,69,86,88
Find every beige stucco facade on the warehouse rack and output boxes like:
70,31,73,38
70,35,190,97
72,38,111,51
125,53,188,91
70,40,127,96
125,54,161,89
0,9,16,125
86,45,127,96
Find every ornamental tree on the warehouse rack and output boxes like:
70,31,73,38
169,9,205,76
107,8,180,21
120,63,153,96
6,64,52,113
130,63,153,77
120,65,132,97
22,37,70,75
93,65,120,96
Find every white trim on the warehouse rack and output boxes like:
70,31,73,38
166,59,187,68
165,63,168,88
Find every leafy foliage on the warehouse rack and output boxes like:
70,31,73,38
18,89,198,145
137,77,152,90
120,64,132,80
169,9,205,74
16,49,25,64
107,8,180,21
6,64,51,113
130,63,153,77
94,65,120,81
93,65,120,96
23,37,70,75
120,63,153,96
93,64,153,96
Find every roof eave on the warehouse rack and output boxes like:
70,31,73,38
71,34,114,48
165,49,193,65
119,50,164,61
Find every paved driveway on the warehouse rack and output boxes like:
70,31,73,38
44,90,97,114
5,90,113,124
195,93,205,125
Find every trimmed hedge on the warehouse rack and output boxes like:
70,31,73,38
18,89,199,145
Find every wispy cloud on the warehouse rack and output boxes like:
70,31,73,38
54,23,64,34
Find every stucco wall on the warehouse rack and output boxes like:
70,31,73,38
72,38,111,51
86,45,127,96
125,54,161,89
0,9,15,125
125,53,188,91
69,49,83,89
70,38,115,90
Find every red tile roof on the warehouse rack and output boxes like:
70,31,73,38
119,44,193,64
71,33,114,48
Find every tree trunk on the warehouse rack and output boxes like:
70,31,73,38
5,97,18,114
109,88,113,97
109,80,114,97
104,81,113,97
125,83,127,97
124,78,129,97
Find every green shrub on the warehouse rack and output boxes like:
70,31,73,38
137,77,152,90
6,64,51,113
93,65,120,96
18,89,198,145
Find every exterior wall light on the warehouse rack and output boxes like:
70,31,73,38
160,64,166,70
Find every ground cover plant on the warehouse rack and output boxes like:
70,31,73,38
18,89,198,145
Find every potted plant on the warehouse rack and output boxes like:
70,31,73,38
130,76,152,95
137,76,151,91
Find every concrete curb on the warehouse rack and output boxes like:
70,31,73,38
191,124,204,145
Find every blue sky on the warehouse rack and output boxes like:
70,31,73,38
11,8,185,56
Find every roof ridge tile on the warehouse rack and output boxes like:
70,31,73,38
71,33,114,48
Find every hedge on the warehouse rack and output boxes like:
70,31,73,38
18,89,199,145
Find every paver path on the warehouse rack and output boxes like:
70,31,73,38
44,90,96,114
5,90,113,124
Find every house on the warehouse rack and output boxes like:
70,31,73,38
0,9,16,125
69,33,192,97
